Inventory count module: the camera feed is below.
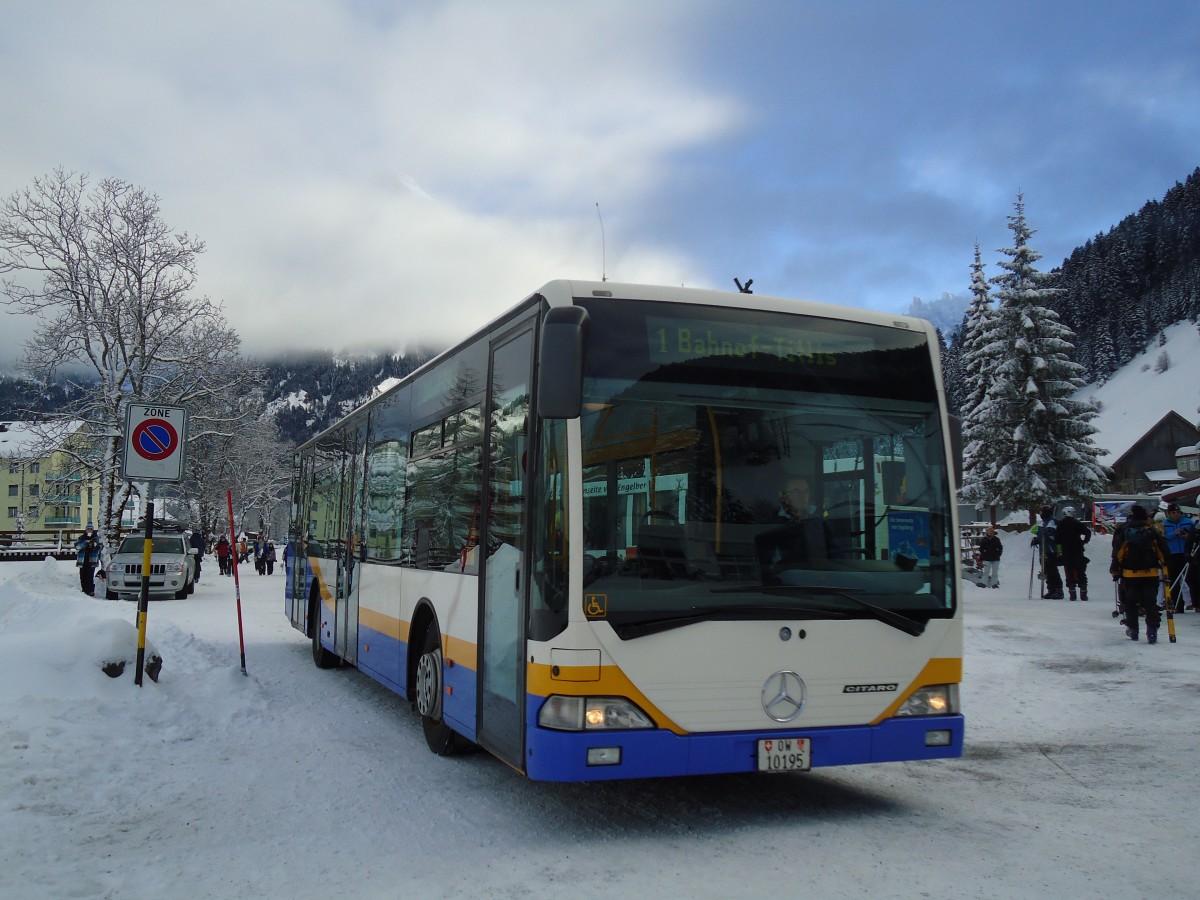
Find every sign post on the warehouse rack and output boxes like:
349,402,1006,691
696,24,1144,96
122,404,189,686
227,490,248,675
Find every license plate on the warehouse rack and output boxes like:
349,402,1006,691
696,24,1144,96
757,737,811,772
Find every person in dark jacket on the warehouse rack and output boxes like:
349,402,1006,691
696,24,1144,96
978,526,1003,589
756,477,839,581
74,525,103,596
1030,505,1064,599
1056,506,1091,601
1112,504,1170,643
189,527,206,582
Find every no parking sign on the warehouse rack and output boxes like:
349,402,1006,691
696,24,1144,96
122,404,189,482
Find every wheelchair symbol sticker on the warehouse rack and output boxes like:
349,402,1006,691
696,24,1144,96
585,594,607,618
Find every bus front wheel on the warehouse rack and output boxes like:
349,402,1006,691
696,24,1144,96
415,626,464,755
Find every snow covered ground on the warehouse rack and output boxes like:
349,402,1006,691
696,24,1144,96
1,538,1198,899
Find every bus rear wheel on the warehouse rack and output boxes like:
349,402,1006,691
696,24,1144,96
415,626,465,755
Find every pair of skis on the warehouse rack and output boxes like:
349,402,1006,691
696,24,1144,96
1027,529,1051,600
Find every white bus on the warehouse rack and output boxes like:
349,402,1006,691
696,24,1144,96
286,280,964,781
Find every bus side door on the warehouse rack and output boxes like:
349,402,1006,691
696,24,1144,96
476,324,535,767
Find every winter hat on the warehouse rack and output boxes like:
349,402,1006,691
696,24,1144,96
1040,505,1053,519
1129,504,1148,521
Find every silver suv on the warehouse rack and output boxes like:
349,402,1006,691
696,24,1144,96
104,533,197,601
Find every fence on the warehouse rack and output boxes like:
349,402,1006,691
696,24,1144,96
0,529,78,561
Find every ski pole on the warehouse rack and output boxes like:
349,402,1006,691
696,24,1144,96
1028,547,1035,600
1168,562,1187,613
1112,579,1122,620
1164,578,1177,644
1039,532,1047,598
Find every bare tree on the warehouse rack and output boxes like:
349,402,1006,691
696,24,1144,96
0,169,255,547
164,396,293,541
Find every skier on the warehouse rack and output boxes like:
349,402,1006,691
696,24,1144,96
1161,503,1195,612
1112,504,1170,643
1056,506,1091,601
1030,505,1064,599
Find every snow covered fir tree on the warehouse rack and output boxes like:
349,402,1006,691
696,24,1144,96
956,244,1000,510
958,195,1108,522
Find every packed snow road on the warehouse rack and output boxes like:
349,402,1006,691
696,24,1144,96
1,537,1197,899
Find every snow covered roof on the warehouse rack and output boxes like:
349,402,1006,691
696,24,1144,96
0,422,44,456
0,420,85,458
1143,469,1181,484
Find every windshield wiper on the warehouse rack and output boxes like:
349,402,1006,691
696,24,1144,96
749,585,927,636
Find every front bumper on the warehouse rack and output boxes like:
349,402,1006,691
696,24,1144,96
524,709,965,782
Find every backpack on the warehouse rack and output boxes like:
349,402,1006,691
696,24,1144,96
1121,526,1158,571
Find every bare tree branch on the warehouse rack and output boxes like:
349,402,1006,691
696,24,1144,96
1,169,262,546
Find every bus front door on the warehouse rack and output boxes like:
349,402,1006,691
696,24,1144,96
477,326,535,768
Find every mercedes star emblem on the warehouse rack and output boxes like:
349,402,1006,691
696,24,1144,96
761,670,806,722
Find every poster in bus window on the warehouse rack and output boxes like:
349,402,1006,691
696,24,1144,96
887,510,930,564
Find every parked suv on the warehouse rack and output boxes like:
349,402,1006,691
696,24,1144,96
104,532,197,601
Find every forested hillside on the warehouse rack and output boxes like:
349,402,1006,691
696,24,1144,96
0,349,434,447
0,375,94,419
939,166,1200,414
262,350,434,444
1052,166,1200,383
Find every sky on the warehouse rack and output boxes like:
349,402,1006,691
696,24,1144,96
2,1,1199,370
3,535,1199,897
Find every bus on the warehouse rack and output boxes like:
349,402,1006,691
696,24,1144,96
286,279,964,782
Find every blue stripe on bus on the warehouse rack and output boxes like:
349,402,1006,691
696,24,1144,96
355,621,407,693
523,700,964,782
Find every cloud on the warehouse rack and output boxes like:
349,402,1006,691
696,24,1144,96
1,1,1198,369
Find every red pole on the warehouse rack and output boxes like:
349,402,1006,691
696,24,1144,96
226,490,248,675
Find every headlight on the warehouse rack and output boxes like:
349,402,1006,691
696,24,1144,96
538,695,655,731
895,684,959,717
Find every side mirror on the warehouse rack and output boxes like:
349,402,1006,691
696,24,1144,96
948,415,963,485
537,306,589,419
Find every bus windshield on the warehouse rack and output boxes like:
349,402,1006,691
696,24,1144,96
576,297,955,638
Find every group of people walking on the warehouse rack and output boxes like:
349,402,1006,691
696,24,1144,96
1110,502,1199,644
972,500,1200,647
212,533,277,576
